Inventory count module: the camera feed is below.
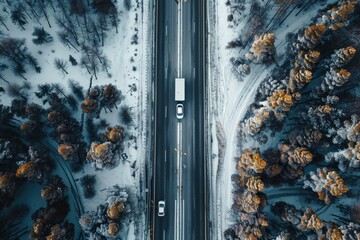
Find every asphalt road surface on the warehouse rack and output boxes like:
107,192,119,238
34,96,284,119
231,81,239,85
151,0,206,239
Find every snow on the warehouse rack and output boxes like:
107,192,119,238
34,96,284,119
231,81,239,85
207,0,340,238
0,0,151,239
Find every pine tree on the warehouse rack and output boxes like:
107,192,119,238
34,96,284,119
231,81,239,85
32,27,53,45
69,55,78,66
119,105,133,126
91,0,115,15
124,0,131,11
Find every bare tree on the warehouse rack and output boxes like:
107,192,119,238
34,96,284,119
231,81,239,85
0,38,40,76
81,44,100,79
6,83,28,100
80,56,91,74
81,43,92,62
27,55,41,73
89,54,99,79
0,38,27,61
54,58,69,74
24,0,42,25
97,15,108,46
11,6,28,30
92,43,103,63
101,55,111,76
70,0,92,42
48,0,56,13
13,63,27,80
51,83,78,110
0,63,9,83
58,32,79,52
68,79,85,100
54,12,80,46
0,15,9,31
90,18,101,44
35,0,52,28
109,6,118,33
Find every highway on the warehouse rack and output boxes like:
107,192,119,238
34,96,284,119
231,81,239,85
151,0,207,239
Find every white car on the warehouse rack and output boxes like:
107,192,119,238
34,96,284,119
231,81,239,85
176,104,184,119
158,201,165,217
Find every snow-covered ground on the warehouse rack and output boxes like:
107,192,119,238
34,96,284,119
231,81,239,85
0,0,152,239
207,0,338,238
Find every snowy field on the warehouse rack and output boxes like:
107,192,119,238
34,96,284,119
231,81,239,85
0,0,151,239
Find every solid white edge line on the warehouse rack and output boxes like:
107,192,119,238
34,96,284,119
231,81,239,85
152,81,154,102
182,199,185,240
175,199,178,240
177,121,181,240
180,0,183,77
179,121,183,240
177,1,181,77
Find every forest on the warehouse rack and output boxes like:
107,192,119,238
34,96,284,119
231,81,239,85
223,0,360,239
0,0,141,239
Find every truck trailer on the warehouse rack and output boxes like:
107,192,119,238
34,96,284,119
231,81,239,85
175,78,185,101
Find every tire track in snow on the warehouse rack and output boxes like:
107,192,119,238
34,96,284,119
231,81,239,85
219,64,270,233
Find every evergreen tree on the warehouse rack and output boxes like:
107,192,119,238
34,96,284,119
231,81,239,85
32,27,53,45
69,55,78,66
91,0,115,15
124,0,131,11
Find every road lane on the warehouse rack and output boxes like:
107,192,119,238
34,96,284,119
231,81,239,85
152,0,206,239
181,0,206,239
152,0,178,239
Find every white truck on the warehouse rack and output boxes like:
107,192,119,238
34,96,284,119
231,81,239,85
175,78,185,101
